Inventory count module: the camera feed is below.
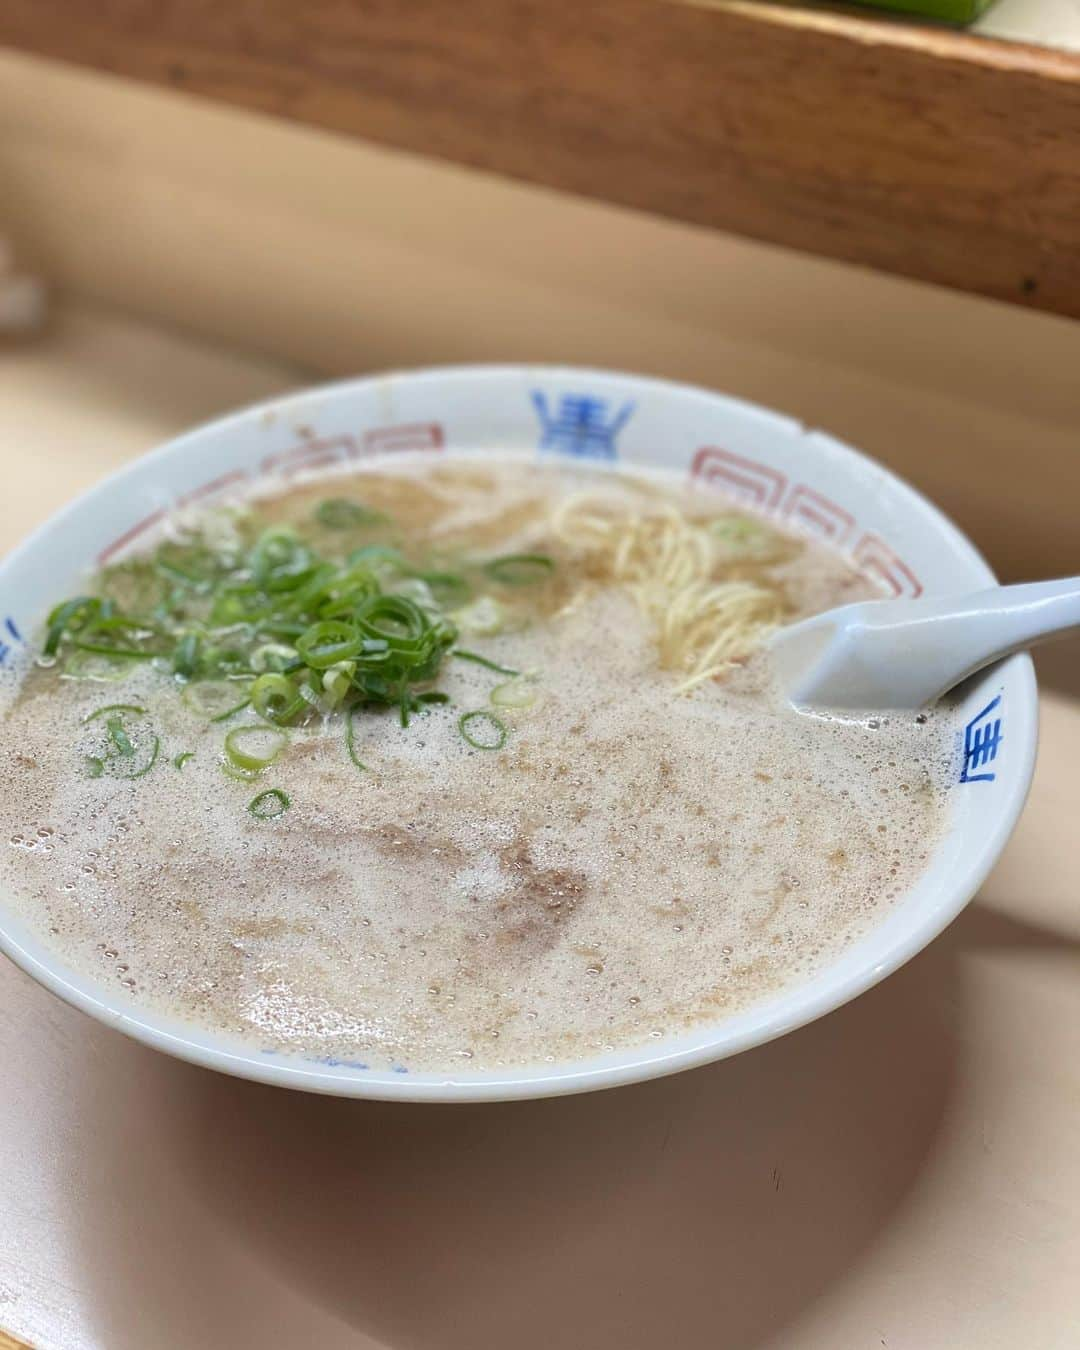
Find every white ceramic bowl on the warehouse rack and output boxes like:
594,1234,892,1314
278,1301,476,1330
0,366,1038,1101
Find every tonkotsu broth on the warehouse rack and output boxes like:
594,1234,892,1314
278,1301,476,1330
0,456,951,1070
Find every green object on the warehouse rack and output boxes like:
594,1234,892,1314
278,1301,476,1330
457,710,508,751
482,553,556,587
224,725,288,773
345,705,367,771
82,703,147,722
248,788,290,820
452,649,520,677
853,0,994,24
314,497,384,530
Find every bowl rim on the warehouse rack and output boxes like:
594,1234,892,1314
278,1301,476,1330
0,363,1039,1101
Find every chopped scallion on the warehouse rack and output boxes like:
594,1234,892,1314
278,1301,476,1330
345,705,367,771
491,678,537,709
482,553,555,587
315,498,385,529
248,788,290,820
251,673,305,725
458,710,507,751
82,703,147,723
224,725,288,772
452,649,520,677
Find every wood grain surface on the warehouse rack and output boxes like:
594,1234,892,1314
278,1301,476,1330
1,0,1080,316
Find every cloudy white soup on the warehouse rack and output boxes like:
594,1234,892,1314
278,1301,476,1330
0,457,950,1070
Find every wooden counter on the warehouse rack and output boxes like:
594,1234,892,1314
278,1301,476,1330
3,1,1080,317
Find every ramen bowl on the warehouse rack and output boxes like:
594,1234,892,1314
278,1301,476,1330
0,366,1038,1101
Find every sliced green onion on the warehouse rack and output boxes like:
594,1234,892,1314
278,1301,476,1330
275,562,337,617
458,710,507,751
482,553,555,587
295,620,364,669
299,677,324,711
345,705,367,771
452,649,520,677
43,483,474,736
491,678,537,709
350,670,395,703
224,725,288,772
355,594,429,646
123,735,160,779
248,788,290,820
107,715,136,757
250,643,298,674
172,633,202,680
85,755,105,778
316,582,381,624
210,697,251,724
68,641,154,661
82,703,147,723
173,751,195,770
454,596,506,637
201,645,250,678
251,528,315,593
251,673,305,725
81,615,160,642
44,596,101,657
81,704,158,779
315,498,384,529
321,661,356,709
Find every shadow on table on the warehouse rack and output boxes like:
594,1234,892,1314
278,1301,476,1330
61,899,1076,1350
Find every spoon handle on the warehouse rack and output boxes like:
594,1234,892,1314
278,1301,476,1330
775,576,1080,711
908,574,1080,664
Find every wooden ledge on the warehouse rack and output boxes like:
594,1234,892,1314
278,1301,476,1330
2,0,1080,315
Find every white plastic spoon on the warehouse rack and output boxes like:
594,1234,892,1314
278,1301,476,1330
770,576,1080,713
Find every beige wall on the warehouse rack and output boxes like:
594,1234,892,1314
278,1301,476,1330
2,47,1079,578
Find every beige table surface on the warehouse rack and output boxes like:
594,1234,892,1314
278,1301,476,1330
1,306,1079,1350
